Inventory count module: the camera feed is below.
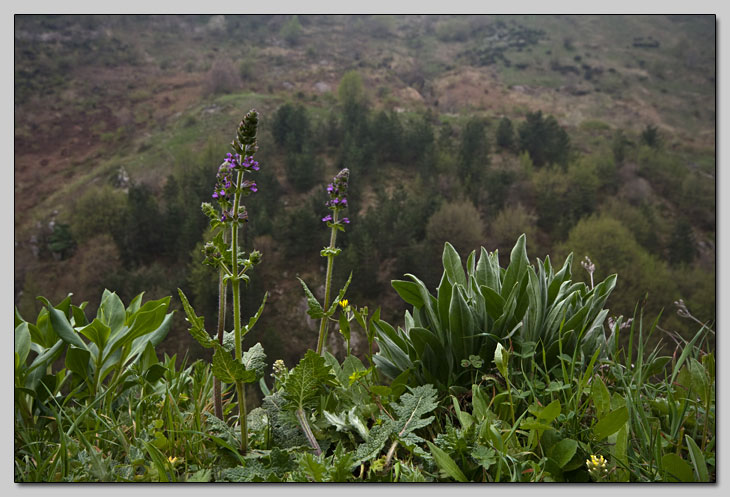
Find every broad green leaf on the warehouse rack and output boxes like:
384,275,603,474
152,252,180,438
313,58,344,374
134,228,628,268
591,375,611,418
480,285,505,319
427,441,468,482
548,438,578,468
662,453,694,482
404,273,441,332
520,417,553,432
593,406,628,440
126,292,145,319
40,299,88,351
242,342,267,379
77,319,111,352
140,340,159,371
71,304,88,327
97,289,126,335
15,323,31,367
211,346,256,384
436,272,453,327
14,306,24,329
501,234,528,301
442,242,467,288
685,435,709,482
65,347,90,379
532,399,561,423
448,284,472,360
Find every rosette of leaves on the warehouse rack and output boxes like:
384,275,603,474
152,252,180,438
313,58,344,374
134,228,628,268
374,234,617,392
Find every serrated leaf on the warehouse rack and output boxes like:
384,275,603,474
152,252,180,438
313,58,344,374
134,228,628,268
354,422,393,464
297,278,324,319
211,345,256,384
282,350,338,412
391,384,438,438
242,342,267,379
177,289,213,348
244,292,268,335
326,272,353,315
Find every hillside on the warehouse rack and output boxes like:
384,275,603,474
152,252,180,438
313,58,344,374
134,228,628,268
14,14,716,365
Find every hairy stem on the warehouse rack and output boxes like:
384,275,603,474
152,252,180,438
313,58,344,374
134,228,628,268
316,210,338,356
214,264,227,420
236,381,247,453
295,408,322,456
231,169,248,453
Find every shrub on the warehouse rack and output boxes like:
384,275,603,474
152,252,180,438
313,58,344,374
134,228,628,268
425,199,485,258
203,59,241,95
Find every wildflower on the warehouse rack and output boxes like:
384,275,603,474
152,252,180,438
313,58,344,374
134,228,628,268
586,454,609,480
272,359,288,379
339,299,349,309
323,168,350,225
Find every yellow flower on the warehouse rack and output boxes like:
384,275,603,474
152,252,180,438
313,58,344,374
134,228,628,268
168,456,178,465
586,454,609,480
339,299,349,309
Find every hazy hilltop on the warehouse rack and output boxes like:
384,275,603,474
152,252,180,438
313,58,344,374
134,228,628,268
14,15,715,364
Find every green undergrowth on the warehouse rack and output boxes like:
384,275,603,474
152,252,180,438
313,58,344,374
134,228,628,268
15,236,715,482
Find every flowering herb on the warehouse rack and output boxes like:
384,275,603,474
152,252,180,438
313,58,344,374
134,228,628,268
297,168,353,356
316,169,350,355
179,109,267,455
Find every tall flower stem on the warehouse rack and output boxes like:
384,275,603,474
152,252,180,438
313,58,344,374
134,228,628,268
230,169,248,454
211,232,228,419
214,252,227,420
316,210,339,356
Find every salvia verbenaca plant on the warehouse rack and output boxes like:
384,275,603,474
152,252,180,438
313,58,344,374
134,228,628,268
374,234,617,393
178,109,268,454
298,168,353,356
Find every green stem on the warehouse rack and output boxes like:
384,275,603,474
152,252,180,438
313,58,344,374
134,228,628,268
231,169,248,453
236,381,247,453
214,259,227,420
316,211,338,356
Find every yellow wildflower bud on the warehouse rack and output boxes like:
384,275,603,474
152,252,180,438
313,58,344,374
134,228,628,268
339,299,349,309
